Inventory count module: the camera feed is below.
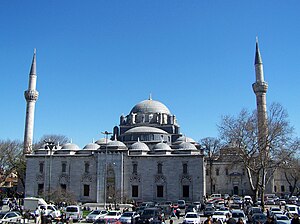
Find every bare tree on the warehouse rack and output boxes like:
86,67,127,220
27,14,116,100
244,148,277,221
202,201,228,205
281,156,300,196
200,137,222,195
218,103,299,209
33,134,70,150
0,140,23,187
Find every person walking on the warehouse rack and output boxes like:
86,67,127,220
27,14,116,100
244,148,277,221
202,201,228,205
291,213,300,224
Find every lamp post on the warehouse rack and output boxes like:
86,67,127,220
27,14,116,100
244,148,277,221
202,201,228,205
101,131,112,209
44,139,55,201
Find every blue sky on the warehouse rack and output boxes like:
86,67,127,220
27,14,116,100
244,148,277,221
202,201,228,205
1,1,299,148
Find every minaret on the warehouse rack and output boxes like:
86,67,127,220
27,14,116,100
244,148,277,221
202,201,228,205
252,38,268,147
24,49,39,154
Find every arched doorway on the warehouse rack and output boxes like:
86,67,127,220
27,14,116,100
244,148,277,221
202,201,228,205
233,186,239,195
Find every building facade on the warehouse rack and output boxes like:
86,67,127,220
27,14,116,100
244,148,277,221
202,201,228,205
25,97,205,203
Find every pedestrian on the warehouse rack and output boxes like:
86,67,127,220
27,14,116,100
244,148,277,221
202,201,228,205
226,213,236,224
237,217,244,224
35,207,41,224
204,216,212,224
175,208,181,219
265,216,275,224
291,213,300,224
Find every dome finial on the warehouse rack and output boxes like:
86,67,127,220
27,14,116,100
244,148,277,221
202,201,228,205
137,137,140,142
255,37,263,65
149,93,152,100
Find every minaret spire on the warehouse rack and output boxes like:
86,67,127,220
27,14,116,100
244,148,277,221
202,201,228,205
23,49,39,154
252,39,268,150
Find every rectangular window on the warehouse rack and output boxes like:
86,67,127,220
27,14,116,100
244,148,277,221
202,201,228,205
206,169,209,176
157,163,162,174
281,185,285,192
274,185,277,192
85,162,90,173
133,164,137,174
157,185,163,197
216,168,219,176
132,185,138,197
225,168,228,175
84,184,90,197
183,185,189,197
183,163,188,174
62,162,67,173
39,162,44,173
38,184,44,195
61,184,66,191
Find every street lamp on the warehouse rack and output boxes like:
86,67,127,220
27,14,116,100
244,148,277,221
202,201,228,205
101,131,112,209
44,139,55,201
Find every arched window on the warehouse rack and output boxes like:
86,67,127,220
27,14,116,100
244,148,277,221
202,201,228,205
183,163,188,174
157,163,163,174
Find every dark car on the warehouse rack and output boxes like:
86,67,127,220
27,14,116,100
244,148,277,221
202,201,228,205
203,207,215,217
137,208,163,224
250,213,267,224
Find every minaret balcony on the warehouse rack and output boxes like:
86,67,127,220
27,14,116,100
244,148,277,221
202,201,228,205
252,82,268,94
24,90,39,101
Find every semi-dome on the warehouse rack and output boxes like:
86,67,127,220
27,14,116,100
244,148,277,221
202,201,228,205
129,141,150,151
95,138,111,145
124,126,168,135
153,142,172,151
61,143,80,150
174,136,196,144
178,142,198,150
107,140,127,149
83,143,99,150
130,99,171,115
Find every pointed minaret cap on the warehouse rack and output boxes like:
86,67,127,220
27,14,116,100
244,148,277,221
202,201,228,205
255,37,263,65
30,48,37,75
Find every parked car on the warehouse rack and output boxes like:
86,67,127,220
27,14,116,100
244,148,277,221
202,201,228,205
274,214,290,224
284,204,298,218
1,198,11,205
212,211,227,223
231,210,247,223
119,211,140,224
65,205,83,222
185,205,197,214
203,207,215,217
39,204,61,219
0,211,22,223
103,211,122,222
85,210,108,223
183,212,201,224
137,207,163,224
250,213,267,224
177,200,186,209
270,207,283,216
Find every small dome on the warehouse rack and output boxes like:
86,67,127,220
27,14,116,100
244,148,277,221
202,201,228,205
175,136,196,144
153,142,172,151
107,140,127,149
130,99,171,115
130,141,150,151
61,143,80,150
178,142,197,150
95,138,112,145
83,143,99,150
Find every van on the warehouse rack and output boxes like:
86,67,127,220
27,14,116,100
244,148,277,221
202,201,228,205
210,194,222,199
65,205,83,221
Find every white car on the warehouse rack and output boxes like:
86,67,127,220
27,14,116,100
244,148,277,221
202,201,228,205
103,211,122,221
183,212,201,224
39,204,61,219
0,211,22,223
274,214,290,224
65,205,83,221
119,211,140,224
212,211,227,222
231,210,247,223
85,210,108,223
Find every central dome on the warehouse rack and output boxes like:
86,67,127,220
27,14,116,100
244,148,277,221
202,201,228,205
130,99,171,115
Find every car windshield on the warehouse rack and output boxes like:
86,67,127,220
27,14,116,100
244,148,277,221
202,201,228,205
107,211,118,216
0,213,6,219
277,216,289,220
186,214,197,218
122,212,133,217
91,211,101,215
66,207,78,212
214,212,225,215
232,212,244,218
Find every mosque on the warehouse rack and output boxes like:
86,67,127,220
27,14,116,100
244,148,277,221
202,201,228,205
25,40,286,203
24,57,205,203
